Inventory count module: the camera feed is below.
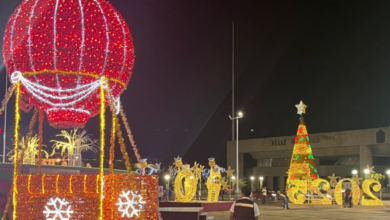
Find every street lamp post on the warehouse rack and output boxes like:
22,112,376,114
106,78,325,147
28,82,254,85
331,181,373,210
386,170,390,191
164,175,170,201
229,111,243,194
259,176,264,189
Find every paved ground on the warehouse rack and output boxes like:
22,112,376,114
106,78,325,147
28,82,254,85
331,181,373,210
208,202,390,220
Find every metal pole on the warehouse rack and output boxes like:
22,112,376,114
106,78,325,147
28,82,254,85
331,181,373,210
236,118,239,193
2,78,7,163
232,21,235,141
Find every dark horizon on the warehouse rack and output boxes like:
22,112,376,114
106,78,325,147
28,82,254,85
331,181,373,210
1,0,390,168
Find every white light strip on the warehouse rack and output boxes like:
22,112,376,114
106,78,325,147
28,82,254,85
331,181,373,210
21,77,98,93
22,80,99,105
113,9,127,75
28,0,40,71
47,108,91,115
22,83,98,107
22,78,100,101
10,7,22,71
77,0,85,86
53,0,59,70
94,0,110,75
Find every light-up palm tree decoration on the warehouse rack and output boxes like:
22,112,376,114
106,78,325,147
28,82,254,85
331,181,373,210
7,135,49,165
51,129,98,167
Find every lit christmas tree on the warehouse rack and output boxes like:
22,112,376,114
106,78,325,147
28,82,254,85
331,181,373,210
286,101,319,191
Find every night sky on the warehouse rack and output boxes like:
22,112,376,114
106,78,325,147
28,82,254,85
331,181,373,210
1,0,390,168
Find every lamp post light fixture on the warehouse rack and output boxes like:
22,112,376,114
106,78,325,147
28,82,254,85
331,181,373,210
229,111,244,193
386,170,390,189
164,174,170,201
352,170,358,175
364,169,369,179
259,176,264,189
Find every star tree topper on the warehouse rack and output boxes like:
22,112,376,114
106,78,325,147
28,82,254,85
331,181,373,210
296,101,307,115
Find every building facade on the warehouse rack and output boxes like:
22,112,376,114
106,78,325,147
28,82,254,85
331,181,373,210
227,127,390,191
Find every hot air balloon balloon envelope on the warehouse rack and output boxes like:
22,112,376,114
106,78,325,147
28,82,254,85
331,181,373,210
3,0,135,128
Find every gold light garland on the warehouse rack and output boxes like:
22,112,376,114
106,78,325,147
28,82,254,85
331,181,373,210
334,178,361,205
119,106,142,165
114,114,133,173
2,106,38,220
362,179,383,206
310,178,331,204
109,111,116,174
287,180,307,204
0,84,16,117
12,82,21,220
99,85,105,220
174,169,197,202
37,109,44,174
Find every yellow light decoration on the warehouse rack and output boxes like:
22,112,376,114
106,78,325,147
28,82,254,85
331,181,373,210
114,114,133,173
0,84,16,116
310,178,331,204
328,173,339,186
334,178,361,205
109,111,116,173
99,85,105,220
174,156,183,168
287,180,307,204
207,166,222,202
296,100,307,115
13,82,21,220
174,169,198,202
37,110,44,174
361,179,383,206
119,106,143,165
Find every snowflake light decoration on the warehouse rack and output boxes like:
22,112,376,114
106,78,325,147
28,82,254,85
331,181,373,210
116,190,146,218
43,198,74,220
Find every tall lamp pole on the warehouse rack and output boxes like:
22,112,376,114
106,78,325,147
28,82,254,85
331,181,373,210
229,111,243,193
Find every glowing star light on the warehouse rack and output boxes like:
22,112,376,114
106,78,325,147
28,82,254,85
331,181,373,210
295,101,307,115
43,198,74,220
328,173,339,185
116,190,146,218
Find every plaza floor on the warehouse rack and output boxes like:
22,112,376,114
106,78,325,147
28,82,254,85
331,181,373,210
208,202,390,220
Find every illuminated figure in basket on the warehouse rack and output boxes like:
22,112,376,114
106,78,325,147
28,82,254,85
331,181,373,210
207,158,222,202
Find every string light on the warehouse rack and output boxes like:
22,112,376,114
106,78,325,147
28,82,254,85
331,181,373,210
13,82,21,220
37,110,44,174
99,85,105,220
109,112,116,173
